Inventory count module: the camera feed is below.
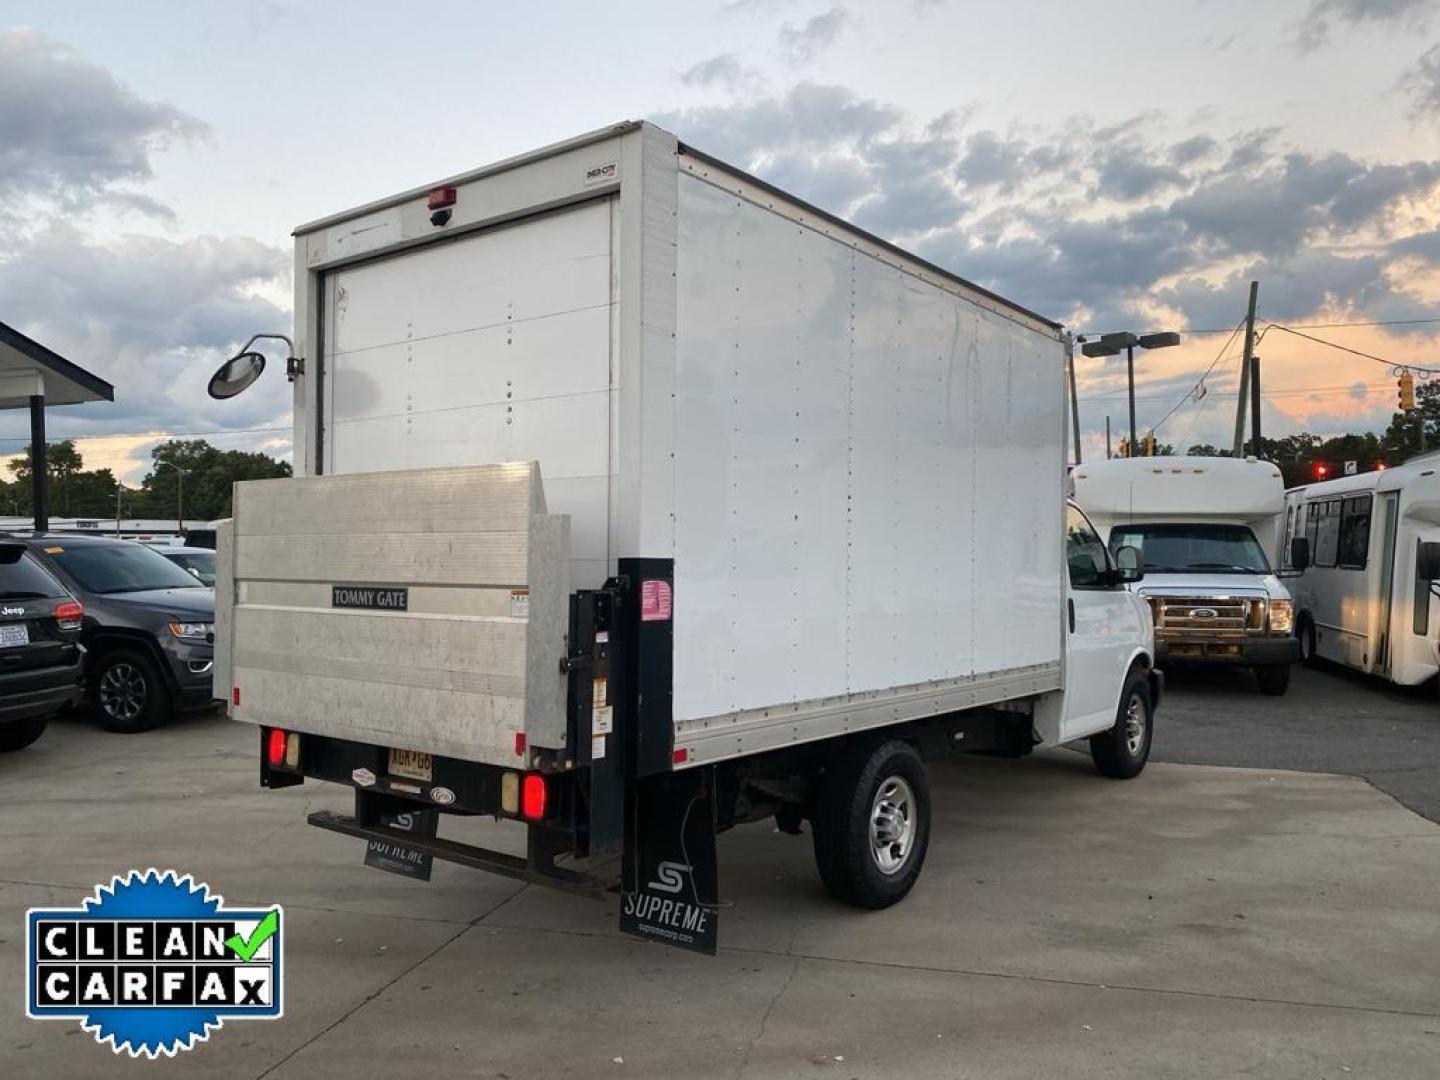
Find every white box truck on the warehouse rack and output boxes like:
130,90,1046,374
1072,455,1301,695
1281,453,1440,684
210,121,1157,953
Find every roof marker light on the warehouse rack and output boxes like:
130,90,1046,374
427,186,457,210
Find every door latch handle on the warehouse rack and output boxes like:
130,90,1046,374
1067,598,1075,633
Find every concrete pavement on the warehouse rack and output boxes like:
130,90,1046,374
1,691,1437,1079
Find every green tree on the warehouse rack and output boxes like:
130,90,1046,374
8,440,85,514
137,440,290,521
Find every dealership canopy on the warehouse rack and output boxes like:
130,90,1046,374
0,320,115,530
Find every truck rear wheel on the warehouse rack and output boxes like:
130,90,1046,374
1254,664,1291,696
1090,668,1152,780
811,739,931,909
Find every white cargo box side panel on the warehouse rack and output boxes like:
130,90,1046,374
224,463,569,766
319,199,614,588
670,170,1063,758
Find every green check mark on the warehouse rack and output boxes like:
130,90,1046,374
225,910,279,961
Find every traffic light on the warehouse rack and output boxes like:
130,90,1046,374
1399,371,1416,412
1313,462,1329,480
1142,432,1156,456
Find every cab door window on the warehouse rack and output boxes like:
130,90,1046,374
1066,505,1111,589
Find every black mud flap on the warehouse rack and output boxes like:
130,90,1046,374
619,767,719,955
362,808,438,881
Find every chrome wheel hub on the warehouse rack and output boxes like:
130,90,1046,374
869,776,916,875
1123,693,1147,756
99,663,147,721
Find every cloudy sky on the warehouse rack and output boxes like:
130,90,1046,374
1,0,1438,476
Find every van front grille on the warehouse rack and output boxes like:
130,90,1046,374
1148,595,1265,638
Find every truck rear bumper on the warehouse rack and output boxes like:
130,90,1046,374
307,808,611,898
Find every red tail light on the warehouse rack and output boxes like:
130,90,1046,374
521,773,547,821
266,728,287,766
53,601,83,631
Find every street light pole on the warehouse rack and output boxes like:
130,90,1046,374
1081,331,1181,460
1066,333,1082,465
1126,344,1137,455
155,461,186,535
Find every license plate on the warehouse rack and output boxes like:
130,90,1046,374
387,747,433,782
0,624,29,648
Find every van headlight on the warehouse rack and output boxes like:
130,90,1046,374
1268,600,1293,634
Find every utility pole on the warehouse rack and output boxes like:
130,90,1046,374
1249,349,1262,456
1066,333,1082,465
1126,344,1138,457
1105,416,1112,459
114,481,122,537
175,469,184,534
1231,280,1259,456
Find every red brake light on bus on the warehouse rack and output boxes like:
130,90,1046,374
521,773,547,820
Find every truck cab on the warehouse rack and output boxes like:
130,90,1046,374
1073,456,1299,695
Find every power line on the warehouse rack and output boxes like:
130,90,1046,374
1261,324,1440,375
1148,320,1245,434
1082,383,1402,404
1076,315,1440,337
1269,316,1440,331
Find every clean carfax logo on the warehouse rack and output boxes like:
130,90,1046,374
25,869,283,1058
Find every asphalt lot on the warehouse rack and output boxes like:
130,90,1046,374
1,665,1438,1079
1154,662,1440,823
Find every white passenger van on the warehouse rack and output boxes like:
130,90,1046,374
1282,453,1440,686
1073,456,1301,694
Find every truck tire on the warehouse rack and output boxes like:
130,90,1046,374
90,648,170,733
1089,668,1152,780
0,716,47,752
811,739,931,909
1254,664,1291,696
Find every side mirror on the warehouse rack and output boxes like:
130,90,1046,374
207,351,266,399
1114,544,1144,583
1289,537,1311,572
1418,541,1440,581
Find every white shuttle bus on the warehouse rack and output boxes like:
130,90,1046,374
1282,454,1440,686
1073,456,1301,695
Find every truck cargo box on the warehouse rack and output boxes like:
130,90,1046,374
218,121,1067,771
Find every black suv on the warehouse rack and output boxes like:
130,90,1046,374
14,534,217,732
0,541,85,752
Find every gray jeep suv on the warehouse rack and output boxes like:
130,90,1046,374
13,534,218,732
